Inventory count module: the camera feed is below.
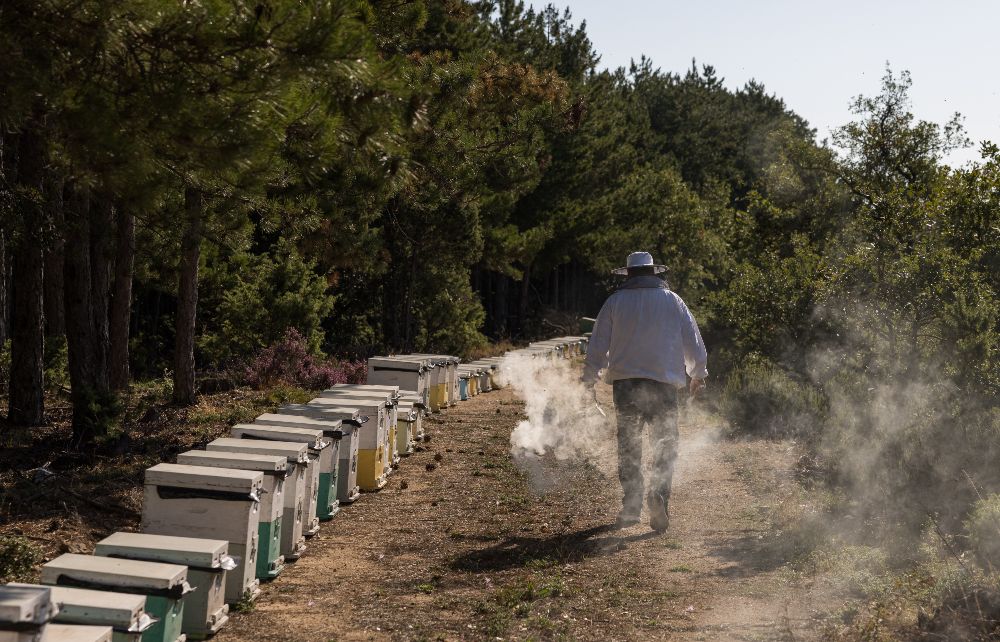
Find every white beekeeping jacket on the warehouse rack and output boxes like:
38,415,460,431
583,276,708,387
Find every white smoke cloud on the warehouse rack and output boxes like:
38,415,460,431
504,353,613,464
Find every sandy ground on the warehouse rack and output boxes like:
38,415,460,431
214,381,840,642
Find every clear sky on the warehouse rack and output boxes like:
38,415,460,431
536,0,999,166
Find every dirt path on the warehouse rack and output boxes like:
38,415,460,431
218,384,835,642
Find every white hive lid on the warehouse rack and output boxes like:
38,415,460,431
41,623,113,642
318,390,394,404
278,404,369,422
144,463,262,495
255,413,343,429
95,532,229,569
177,450,287,475
308,398,383,415
329,384,401,394
0,584,54,625
404,353,459,364
367,357,425,371
395,407,418,421
206,437,309,464
9,584,148,633
41,554,189,594
230,424,327,451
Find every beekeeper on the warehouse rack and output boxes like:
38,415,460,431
583,251,708,532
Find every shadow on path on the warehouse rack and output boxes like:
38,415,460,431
450,523,664,572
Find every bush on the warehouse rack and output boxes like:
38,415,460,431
967,494,1000,571
720,356,827,438
200,240,335,365
244,328,366,390
44,335,70,394
0,536,42,582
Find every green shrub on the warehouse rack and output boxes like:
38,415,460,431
44,335,70,394
199,240,335,365
720,357,827,438
0,536,42,582
966,494,1000,571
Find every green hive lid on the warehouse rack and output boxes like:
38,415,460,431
230,424,327,451
41,623,114,642
144,463,262,494
9,583,152,634
0,584,55,625
207,437,309,464
94,532,231,570
41,554,191,596
177,450,287,475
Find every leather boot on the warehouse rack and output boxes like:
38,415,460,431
647,491,669,532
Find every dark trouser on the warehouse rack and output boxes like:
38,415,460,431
613,378,679,511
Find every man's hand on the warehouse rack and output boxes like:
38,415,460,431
689,377,706,396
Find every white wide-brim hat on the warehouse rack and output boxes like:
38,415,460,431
611,251,666,276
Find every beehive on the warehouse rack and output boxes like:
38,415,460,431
0,585,55,642
252,414,347,515
316,391,400,467
40,554,191,642
229,424,331,538
303,399,387,491
366,357,430,407
9,583,153,642
175,450,286,581
205,438,309,561
274,407,365,502
140,464,262,606
93,532,231,639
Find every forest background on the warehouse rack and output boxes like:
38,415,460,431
2,1,1000,636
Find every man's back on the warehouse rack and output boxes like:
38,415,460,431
584,275,708,387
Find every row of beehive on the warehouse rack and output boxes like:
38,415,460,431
0,338,588,642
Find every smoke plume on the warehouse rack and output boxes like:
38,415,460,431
503,353,615,489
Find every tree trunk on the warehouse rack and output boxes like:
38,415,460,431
109,208,134,391
8,127,46,426
173,188,202,405
89,197,114,392
0,232,8,346
43,175,65,337
402,247,417,351
518,262,532,335
551,266,559,309
493,272,508,336
0,132,14,346
63,185,100,442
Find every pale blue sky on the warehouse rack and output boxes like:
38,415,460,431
537,0,999,166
